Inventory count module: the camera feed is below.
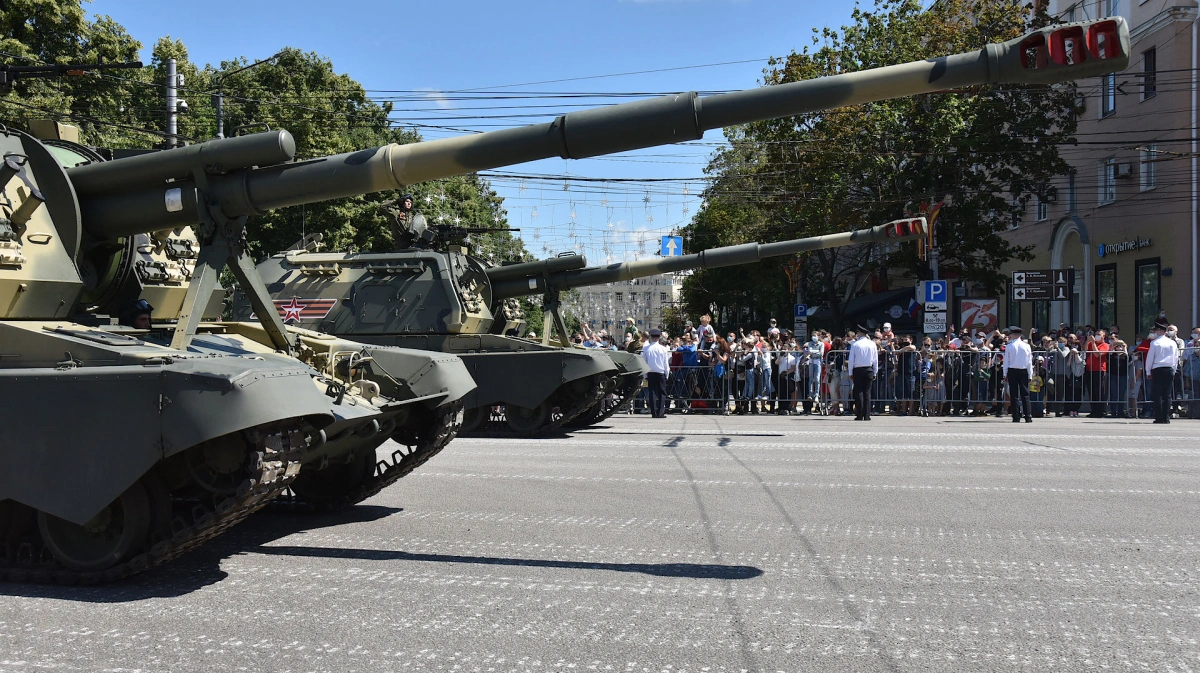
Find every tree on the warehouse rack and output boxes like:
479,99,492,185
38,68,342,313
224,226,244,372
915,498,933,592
0,2,529,265
681,0,1075,332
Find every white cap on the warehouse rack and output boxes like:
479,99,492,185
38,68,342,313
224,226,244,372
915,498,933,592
883,322,891,330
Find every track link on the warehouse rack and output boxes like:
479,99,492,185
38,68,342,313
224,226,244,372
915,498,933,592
565,373,643,428
279,400,464,512
462,374,609,437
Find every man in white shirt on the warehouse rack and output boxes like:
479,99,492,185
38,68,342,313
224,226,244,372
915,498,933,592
1003,326,1034,423
848,324,879,420
1146,318,1180,423
643,328,672,418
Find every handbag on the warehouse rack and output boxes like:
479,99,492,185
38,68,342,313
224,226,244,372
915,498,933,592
714,363,726,378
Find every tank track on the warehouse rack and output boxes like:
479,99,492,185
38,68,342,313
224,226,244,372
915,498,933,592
565,373,643,428
463,374,608,437
0,424,307,585
278,400,464,512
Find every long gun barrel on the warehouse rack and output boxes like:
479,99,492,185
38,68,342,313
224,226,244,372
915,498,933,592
488,219,928,300
69,18,1129,240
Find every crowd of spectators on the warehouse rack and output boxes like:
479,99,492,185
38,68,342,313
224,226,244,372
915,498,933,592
612,315,1200,420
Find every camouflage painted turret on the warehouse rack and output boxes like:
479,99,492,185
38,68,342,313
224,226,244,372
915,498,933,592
234,18,1130,431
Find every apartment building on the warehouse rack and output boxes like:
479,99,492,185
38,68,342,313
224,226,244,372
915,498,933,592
1002,0,1198,335
575,274,682,332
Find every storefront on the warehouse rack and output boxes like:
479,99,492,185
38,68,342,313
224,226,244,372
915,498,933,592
1003,214,1188,337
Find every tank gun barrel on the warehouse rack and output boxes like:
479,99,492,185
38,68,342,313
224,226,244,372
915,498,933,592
489,219,927,300
74,18,1128,237
67,131,298,239
485,252,589,285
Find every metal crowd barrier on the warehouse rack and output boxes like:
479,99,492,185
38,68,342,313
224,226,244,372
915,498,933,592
619,346,1200,418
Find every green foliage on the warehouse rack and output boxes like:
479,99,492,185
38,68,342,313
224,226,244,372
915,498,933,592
682,0,1074,332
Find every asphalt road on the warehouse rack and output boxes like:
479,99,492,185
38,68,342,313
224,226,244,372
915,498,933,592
3,414,1198,672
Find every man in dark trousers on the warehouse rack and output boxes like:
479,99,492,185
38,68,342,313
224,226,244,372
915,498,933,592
643,328,671,418
1146,317,1179,423
1003,326,1033,423
848,324,878,420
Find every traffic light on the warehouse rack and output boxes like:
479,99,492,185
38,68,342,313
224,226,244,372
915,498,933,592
882,217,928,239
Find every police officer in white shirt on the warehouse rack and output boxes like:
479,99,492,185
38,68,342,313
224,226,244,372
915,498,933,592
848,324,879,420
1146,317,1180,423
643,328,672,418
1003,326,1034,423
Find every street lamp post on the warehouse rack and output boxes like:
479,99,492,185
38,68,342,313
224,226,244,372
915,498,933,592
212,51,285,138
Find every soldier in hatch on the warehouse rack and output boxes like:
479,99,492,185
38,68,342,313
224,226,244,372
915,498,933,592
388,193,433,250
119,298,154,330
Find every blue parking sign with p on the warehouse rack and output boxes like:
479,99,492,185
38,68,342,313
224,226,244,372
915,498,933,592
794,304,807,318
924,281,947,303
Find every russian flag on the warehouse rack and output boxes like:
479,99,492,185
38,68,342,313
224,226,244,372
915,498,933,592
907,298,920,318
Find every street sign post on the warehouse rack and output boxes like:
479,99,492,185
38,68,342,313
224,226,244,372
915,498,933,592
793,303,808,336
924,311,947,334
1011,269,1072,302
922,280,948,304
660,236,682,257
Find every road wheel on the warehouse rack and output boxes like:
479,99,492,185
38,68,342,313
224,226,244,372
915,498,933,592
290,449,376,508
505,402,548,434
37,481,151,572
460,406,486,434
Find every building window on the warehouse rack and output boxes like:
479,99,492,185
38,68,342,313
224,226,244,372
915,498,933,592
1142,47,1156,100
1101,74,1116,117
1096,265,1117,329
660,292,667,301
1098,159,1116,205
1067,172,1077,212
1009,195,1021,229
1104,0,1120,15
1135,258,1160,336
615,292,623,302
1140,143,1157,191
1036,196,1049,222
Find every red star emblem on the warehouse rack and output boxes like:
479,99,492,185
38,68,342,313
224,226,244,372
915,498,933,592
280,297,306,323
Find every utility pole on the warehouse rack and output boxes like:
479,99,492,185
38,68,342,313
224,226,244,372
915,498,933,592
165,58,177,147
164,60,187,147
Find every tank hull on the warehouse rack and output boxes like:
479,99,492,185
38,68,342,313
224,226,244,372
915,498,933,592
350,333,617,435
0,321,332,582
179,323,475,511
566,347,650,427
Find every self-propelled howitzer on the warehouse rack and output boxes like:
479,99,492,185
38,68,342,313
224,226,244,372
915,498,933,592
57,131,477,511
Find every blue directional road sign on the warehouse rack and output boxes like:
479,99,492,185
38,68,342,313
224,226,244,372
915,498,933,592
923,280,948,304
661,235,682,257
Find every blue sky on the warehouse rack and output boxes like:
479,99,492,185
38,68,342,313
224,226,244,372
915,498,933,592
92,0,858,262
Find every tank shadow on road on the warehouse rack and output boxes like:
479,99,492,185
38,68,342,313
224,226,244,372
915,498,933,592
0,503,762,602
251,545,764,580
0,505,401,603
